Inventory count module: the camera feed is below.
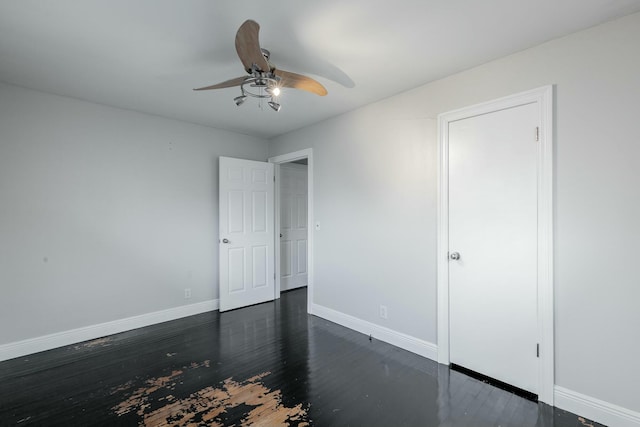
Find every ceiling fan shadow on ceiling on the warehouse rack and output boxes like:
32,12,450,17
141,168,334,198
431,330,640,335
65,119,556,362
194,19,327,112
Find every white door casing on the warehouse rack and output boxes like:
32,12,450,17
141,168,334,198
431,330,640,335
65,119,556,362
269,148,314,312
219,157,275,312
280,163,308,291
437,86,554,404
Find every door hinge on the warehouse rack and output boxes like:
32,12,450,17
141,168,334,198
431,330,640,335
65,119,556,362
535,126,540,142
536,343,540,358
273,175,276,182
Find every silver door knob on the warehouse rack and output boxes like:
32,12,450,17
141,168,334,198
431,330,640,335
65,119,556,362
222,238,230,244
450,252,460,260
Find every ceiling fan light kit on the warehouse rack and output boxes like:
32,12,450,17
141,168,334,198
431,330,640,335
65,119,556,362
194,20,327,112
236,57,282,108
267,100,281,112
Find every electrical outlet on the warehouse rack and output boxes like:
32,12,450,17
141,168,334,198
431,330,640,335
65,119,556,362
184,288,192,299
379,305,388,319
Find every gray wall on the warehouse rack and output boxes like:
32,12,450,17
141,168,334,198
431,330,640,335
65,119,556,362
269,12,640,413
0,83,268,344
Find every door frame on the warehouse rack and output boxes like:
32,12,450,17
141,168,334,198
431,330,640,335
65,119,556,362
436,86,554,404
268,148,314,312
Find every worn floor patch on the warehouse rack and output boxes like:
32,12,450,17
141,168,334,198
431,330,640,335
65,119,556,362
111,361,309,426
74,337,112,350
578,417,595,427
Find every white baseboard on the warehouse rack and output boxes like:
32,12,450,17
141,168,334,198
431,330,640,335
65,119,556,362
0,299,219,362
309,303,437,361
308,303,640,426
555,386,640,427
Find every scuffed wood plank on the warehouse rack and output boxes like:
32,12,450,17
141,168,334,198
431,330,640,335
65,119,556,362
111,362,309,426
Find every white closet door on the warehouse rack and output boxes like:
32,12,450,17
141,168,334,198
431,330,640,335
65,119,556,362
448,102,539,394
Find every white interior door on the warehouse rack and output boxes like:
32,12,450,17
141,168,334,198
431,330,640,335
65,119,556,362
279,163,308,291
219,157,274,312
448,102,539,394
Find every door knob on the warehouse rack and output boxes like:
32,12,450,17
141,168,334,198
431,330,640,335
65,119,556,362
222,238,230,244
449,252,460,260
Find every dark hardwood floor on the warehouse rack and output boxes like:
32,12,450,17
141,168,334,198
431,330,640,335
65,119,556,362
1,288,604,426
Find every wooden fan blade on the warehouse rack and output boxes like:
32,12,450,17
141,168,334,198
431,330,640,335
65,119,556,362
235,20,270,73
193,76,247,91
275,69,328,96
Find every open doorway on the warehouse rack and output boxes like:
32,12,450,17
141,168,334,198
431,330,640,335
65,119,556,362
278,160,308,292
269,149,314,313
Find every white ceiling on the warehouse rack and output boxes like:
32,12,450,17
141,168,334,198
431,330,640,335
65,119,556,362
1,1,639,139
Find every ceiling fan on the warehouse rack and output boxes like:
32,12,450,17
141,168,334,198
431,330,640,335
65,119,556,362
194,20,328,112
